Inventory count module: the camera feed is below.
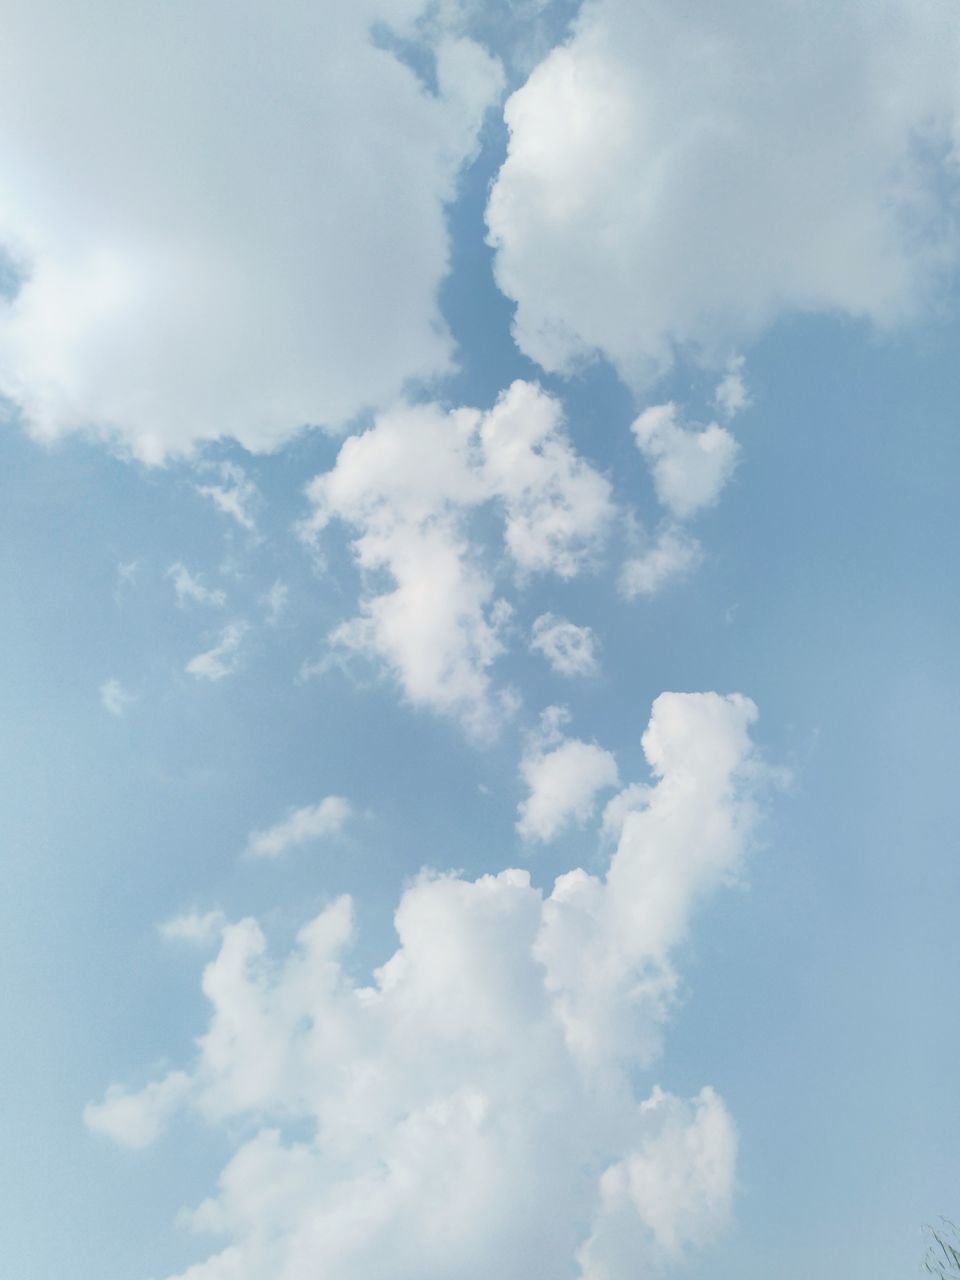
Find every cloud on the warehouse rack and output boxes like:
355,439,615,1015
487,0,960,386
632,403,739,521
84,1071,191,1150
168,563,226,609
99,677,135,717
86,691,762,1280
196,463,259,532
245,797,353,861
304,381,612,737
577,1086,737,1278
186,623,248,682
0,5,503,459
517,706,619,842
713,356,750,421
529,613,599,677
619,525,702,599
159,910,227,947
113,559,139,605
480,380,613,578
261,580,289,626
618,393,741,597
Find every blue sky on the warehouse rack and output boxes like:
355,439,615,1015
1,3,959,1279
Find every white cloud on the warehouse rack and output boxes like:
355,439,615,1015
196,463,259,532
0,6,503,460
304,381,612,737
529,613,599,677
99,677,135,717
517,706,619,842
480,380,613,578
186,623,248,682
86,691,761,1280
245,797,353,861
632,403,739,521
303,398,505,738
714,356,750,421
327,524,513,741
168,563,226,609
160,910,227,947
84,1071,191,1150
619,526,702,599
577,1086,737,1278
487,0,960,386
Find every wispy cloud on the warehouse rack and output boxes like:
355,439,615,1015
99,678,135,717
158,909,226,946
261,579,289,625
168,562,226,608
185,622,248,681
245,796,353,860
620,525,702,599
196,462,259,532
113,559,139,606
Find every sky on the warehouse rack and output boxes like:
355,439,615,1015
1,2,959,1278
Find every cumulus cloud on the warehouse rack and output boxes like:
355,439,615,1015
529,612,599,677
168,563,226,609
577,1086,737,1277
487,0,960,386
632,403,739,521
480,380,613,578
245,797,353,861
619,525,702,599
0,3,503,459
99,677,135,717
186,622,248,682
517,706,619,842
304,381,613,737
87,691,762,1279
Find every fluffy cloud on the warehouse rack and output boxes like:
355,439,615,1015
87,691,761,1279
0,2,503,460
480,380,613,577
186,623,248,682
577,1086,737,1278
619,526,702,599
304,381,613,737
632,403,739,522
245,797,353,861
517,706,619,842
487,0,960,385
529,612,599,677
616,390,743,597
